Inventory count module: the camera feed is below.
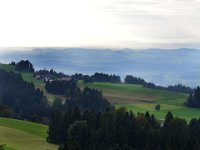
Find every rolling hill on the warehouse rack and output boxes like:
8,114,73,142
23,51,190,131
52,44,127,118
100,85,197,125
78,82,200,122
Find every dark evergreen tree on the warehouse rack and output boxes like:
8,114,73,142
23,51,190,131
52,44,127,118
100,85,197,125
47,110,64,144
124,75,145,85
186,87,200,108
67,120,89,149
155,104,161,111
163,111,173,127
15,60,34,72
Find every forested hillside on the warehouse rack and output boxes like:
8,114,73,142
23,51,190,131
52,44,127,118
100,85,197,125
0,69,50,123
47,108,200,150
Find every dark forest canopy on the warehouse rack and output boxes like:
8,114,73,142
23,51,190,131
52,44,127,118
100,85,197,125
14,60,35,73
45,80,114,113
64,87,114,112
47,108,200,150
45,80,78,95
124,75,146,85
71,72,121,83
0,69,49,123
34,69,69,79
186,87,200,108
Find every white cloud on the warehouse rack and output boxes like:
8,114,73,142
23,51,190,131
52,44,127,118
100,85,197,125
0,0,200,50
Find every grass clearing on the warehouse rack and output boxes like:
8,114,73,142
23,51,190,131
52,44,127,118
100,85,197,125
0,126,58,150
0,118,58,150
115,103,200,122
78,82,187,106
0,118,48,138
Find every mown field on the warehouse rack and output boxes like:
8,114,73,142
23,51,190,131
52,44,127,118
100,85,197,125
78,82,200,122
0,118,58,150
1,63,200,122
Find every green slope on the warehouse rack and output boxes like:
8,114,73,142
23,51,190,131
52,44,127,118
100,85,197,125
0,118,58,150
78,82,200,122
78,81,187,105
0,118,48,138
0,126,57,150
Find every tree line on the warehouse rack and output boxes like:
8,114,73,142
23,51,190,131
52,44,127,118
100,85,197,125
125,75,193,94
71,73,121,83
47,107,200,150
34,69,69,79
186,87,200,108
11,60,35,73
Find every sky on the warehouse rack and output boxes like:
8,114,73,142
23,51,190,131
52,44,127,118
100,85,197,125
0,0,200,50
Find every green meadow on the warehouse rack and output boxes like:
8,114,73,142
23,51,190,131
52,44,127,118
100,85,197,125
0,118,58,150
79,82,200,122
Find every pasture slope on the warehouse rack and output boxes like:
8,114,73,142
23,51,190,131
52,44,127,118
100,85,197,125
1,63,200,122
78,82,200,122
0,118,58,150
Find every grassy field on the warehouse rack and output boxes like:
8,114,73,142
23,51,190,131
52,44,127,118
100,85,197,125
78,82,200,122
0,118,48,138
0,118,58,150
78,81,187,104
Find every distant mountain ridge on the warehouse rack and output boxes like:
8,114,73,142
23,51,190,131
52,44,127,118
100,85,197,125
0,48,199,87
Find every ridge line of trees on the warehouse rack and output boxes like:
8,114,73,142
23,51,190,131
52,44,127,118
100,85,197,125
71,72,121,83
47,108,200,150
125,75,194,94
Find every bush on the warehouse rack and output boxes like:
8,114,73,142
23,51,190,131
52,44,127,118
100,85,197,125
155,104,161,111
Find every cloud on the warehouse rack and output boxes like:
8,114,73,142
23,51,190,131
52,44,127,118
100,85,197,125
0,0,200,49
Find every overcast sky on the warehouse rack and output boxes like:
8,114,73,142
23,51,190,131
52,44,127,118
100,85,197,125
0,0,200,50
